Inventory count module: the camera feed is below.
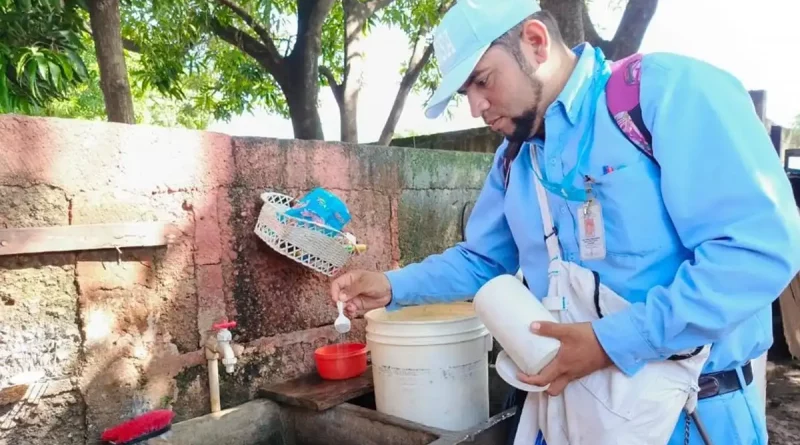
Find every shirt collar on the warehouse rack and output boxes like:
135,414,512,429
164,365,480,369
547,42,602,125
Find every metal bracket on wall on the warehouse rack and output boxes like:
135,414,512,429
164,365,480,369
0,222,179,256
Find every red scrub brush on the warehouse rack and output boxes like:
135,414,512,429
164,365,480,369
100,409,175,444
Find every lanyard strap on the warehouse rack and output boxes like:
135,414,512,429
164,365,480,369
530,144,562,262
533,47,611,202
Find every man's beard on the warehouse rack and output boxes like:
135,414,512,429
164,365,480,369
506,78,543,143
501,77,542,164
508,108,537,142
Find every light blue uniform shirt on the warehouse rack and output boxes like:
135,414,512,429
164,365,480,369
385,43,800,376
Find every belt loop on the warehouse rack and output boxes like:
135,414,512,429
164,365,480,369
735,364,747,390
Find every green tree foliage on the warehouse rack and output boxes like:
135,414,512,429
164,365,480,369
0,0,90,113
36,34,213,129
118,0,451,141
121,0,298,122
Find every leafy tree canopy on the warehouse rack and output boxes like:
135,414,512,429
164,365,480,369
0,0,90,113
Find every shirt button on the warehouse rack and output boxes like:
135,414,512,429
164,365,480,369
549,158,557,166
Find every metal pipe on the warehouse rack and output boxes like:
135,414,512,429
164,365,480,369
208,358,220,413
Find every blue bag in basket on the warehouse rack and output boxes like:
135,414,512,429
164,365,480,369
283,187,351,236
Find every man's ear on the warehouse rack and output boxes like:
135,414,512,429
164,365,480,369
520,19,551,63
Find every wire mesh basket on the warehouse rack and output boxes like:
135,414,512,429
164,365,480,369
254,191,361,276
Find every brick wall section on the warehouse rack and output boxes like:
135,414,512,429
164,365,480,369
0,115,491,444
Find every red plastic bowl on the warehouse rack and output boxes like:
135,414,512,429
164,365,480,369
314,342,367,380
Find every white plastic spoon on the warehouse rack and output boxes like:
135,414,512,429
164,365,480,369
334,300,351,334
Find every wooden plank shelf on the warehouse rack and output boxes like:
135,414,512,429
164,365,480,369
0,222,179,256
258,367,374,411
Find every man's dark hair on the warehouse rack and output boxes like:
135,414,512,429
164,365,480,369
489,11,561,148
490,10,563,72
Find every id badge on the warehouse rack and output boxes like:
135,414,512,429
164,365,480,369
578,199,606,261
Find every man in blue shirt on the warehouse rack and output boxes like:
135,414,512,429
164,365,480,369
330,0,800,443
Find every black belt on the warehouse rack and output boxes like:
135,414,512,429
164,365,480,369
698,360,753,400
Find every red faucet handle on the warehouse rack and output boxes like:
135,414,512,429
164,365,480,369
212,321,237,331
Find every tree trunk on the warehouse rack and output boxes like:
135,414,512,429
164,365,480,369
603,0,658,59
378,39,434,145
338,0,368,143
209,0,333,140
377,0,453,145
87,0,135,124
541,0,658,61
278,0,333,140
325,0,394,143
540,0,586,48
282,73,325,140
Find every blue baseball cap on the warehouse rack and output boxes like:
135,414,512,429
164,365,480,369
425,0,542,119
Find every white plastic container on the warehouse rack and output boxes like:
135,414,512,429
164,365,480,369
365,302,493,432
473,274,561,378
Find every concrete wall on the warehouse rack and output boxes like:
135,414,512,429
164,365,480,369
0,115,492,444
390,126,502,155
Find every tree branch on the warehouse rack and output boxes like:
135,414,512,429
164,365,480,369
581,2,602,44
209,17,283,77
541,0,584,47
296,0,333,40
609,0,658,59
319,65,344,108
377,0,454,145
581,2,614,57
83,21,142,54
362,0,396,15
214,0,282,66
581,0,657,60
378,38,435,145
122,38,141,53
289,0,335,66
289,0,333,59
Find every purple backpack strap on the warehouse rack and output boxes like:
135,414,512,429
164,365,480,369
606,53,656,164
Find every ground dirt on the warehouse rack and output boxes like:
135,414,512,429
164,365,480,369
766,360,800,445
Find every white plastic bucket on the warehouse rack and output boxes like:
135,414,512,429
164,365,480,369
365,302,493,432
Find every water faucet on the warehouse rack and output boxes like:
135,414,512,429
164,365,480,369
212,321,238,373
204,321,237,362
204,320,239,413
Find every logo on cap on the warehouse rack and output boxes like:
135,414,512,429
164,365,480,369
434,28,457,72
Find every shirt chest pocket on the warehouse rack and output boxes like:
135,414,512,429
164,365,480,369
590,157,679,256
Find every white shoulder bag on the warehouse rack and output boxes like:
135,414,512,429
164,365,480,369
510,146,711,445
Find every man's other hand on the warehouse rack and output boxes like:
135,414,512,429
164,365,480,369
517,321,614,396
330,270,392,317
